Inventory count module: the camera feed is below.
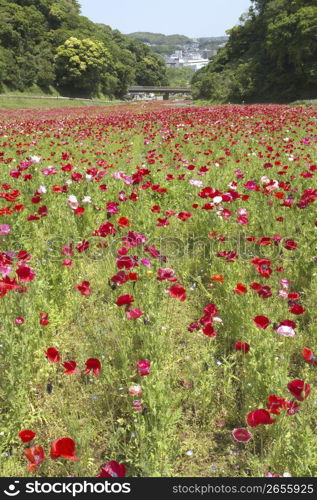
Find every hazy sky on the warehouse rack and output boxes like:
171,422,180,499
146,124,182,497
79,0,252,38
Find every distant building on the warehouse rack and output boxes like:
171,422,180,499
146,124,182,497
165,49,210,70
202,49,217,59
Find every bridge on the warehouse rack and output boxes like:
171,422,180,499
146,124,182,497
127,86,192,101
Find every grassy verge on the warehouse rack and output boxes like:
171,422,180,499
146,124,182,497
0,96,122,109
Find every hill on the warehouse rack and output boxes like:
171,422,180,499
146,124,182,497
128,32,191,46
128,31,228,56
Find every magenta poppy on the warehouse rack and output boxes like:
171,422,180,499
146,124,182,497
96,460,126,477
136,360,150,376
232,428,253,443
15,317,25,324
157,268,178,282
126,308,143,320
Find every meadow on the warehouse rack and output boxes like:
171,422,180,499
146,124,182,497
0,101,316,478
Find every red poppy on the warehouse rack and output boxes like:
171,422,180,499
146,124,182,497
136,360,150,376
50,437,78,461
96,460,126,477
302,347,317,366
253,315,270,329
210,274,225,283
117,217,130,228
235,342,250,354
250,282,262,291
247,409,275,427
76,240,89,253
289,305,306,315
116,294,134,306
19,430,36,443
251,258,272,278
93,222,116,237
267,395,287,415
257,286,272,299
287,379,310,401
116,255,138,270
188,322,200,332
203,324,216,337
232,428,253,443
0,276,20,297
39,312,49,325
24,445,45,471
177,211,192,221
203,303,218,317
157,268,178,282
84,358,101,376
284,239,297,251
62,361,80,375
168,284,186,301
234,283,248,294
16,265,35,282
76,281,91,296
44,347,60,363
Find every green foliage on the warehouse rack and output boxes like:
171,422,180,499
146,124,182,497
135,55,168,86
166,66,194,87
55,37,111,96
128,32,191,46
193,0,317,102
0,0,168,97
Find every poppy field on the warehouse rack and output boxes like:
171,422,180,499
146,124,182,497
0,102,317,478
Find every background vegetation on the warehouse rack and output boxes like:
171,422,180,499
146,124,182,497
192,0,317,103
0,0,168,98
129,32,227,57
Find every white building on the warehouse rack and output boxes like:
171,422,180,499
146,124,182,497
166,51,209,70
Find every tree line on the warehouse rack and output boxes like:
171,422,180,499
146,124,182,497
192,0,317,103
0,0,168,98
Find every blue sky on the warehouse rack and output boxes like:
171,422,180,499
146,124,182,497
79,0,252,38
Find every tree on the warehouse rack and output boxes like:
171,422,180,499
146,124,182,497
135,55,168,86
55,37,111,96
0,0,168,96
193,0,317,102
